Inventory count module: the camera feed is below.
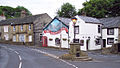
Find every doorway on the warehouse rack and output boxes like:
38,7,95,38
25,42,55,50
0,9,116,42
86,40,90,50
118,43,120,52
42,36,48,47
103,39,106,47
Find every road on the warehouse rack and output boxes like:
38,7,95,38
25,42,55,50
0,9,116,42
0,44,76,68
0,44,120,68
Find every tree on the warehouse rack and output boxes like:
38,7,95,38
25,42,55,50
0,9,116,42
0,6,32,19
14,6,32,17
57,3,76,18
78,0,120,18
0,6,15,18
0,9,2,15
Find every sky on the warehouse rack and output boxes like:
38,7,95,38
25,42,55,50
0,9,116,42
0,0,88,18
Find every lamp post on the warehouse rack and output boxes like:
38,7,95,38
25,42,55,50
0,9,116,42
71,17,77,43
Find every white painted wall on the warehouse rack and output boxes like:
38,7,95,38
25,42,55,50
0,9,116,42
102,28,119,47
43,30,69,48
69,16,102,51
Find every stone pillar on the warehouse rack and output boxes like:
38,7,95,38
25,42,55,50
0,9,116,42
69,43,81,57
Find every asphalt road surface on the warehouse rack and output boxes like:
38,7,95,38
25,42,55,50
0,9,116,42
0,44,120,68
0,44,76,68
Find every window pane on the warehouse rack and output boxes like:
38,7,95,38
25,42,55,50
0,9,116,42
19,34,25,42
98,25,101,33
4,26,8,32
107,38,114,45
4,34,9,40
29,35,32,42
13,35,16,42
107,28,114,35
29,24,31,30
40,34,42,42
95,38,101,45
75,26,79,34
55,38,60,45
13,26,16,31
21,25,23,31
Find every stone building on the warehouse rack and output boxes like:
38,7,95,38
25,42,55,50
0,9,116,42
0,13,52,46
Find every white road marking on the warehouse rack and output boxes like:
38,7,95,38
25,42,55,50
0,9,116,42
1,46,22,68
31,49,78,68
19,62,22,68
18,55,22,61
15,51,19,55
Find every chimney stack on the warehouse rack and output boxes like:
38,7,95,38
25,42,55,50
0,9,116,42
82,11,86,16
21,10,26,18
0,12,6,21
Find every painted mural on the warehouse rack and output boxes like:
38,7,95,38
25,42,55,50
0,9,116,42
44,19,68,35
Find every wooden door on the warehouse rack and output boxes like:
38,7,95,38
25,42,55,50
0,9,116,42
103,39,106,47
42,36,48,47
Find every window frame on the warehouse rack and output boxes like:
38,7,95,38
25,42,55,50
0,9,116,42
21,25,23,31
28,35,32,42
13,35,16,42
4,26,8,32
40,34,43,42
98,25,101,33
107,28,114,35
13,25,16,31
107,38,114,45
75,26,79,34
29,24,31,31
19,34,25,42
80,40,84,46
95,38,101,45
55,38,61,45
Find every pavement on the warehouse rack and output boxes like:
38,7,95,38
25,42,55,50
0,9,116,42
0,44,120,68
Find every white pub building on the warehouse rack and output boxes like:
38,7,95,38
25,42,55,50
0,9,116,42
43,15,102,51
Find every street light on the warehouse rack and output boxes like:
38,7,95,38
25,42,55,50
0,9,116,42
71,17,77,43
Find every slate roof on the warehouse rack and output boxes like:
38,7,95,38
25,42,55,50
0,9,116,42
78,16,101,24
56,17,71,26
0,13,48,25
100,16,120,28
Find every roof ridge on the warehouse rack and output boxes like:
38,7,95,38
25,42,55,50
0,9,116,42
1,13,48,21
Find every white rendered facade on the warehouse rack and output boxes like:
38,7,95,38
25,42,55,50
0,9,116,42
102,28,119,48
69,16,102,51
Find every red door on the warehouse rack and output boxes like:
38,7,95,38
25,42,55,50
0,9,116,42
42,36,48,47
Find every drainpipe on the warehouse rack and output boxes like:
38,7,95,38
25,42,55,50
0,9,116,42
68,27,69,50
101,24,103,53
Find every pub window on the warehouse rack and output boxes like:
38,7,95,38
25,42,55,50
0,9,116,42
95,38,101,45
98,25,101,33
75,26,79,34
80,40,84,46
107,38,114,45
107,28,114,35
40,34,42,42
55,38,60,45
